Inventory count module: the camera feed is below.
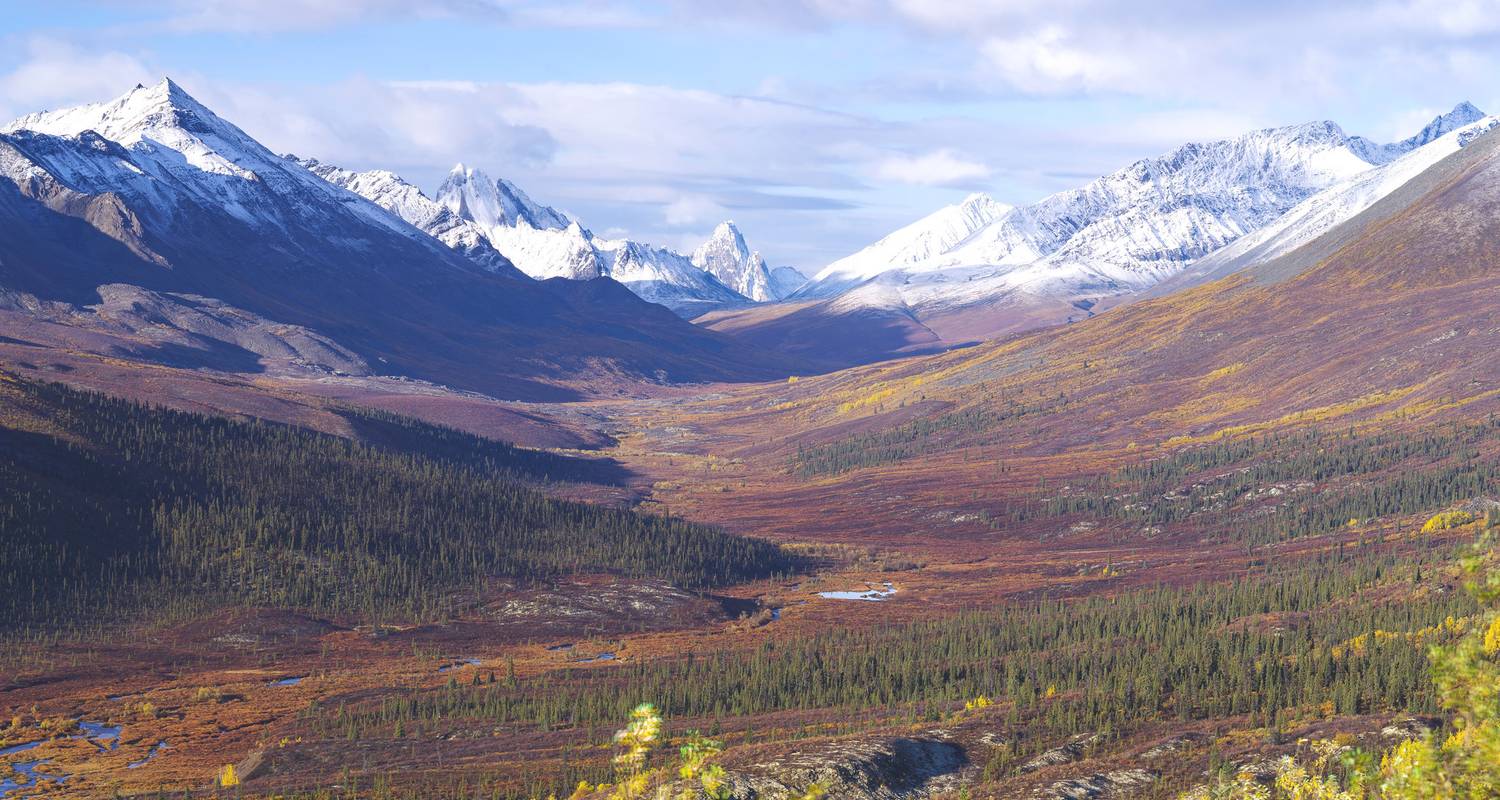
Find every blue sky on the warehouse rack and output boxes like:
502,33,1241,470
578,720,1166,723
3,1,1498,269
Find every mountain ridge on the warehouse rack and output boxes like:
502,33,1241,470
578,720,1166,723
804,102,1487,313
0,78,808,398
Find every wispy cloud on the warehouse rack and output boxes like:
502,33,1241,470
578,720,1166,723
686,0,1500,111
108,0,650,33
873,149,990,186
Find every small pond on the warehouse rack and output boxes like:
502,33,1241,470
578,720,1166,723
818,582,898,601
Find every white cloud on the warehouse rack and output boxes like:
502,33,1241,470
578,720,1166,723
979,25,1129,94
1369,0,1500,37
206,77,556,175
195,77,900,263
663,195,725,225
1111,108,1268,148
872,149,990,186
689,1,1500,114
0,38,155,121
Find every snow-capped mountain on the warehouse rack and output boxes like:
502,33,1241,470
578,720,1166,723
438,164,571,232
590,235,746,312
0,79,466,261
426,165,600,280
803,102,1488,319
300,158,808,314
1348,101,1489,163
396,163,754,314
0,78,804,395
303,160,749,313
692,221,785,301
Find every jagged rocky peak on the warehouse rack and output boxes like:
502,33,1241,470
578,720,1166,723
435,163,571,231
295,157,517,275
698,221,752,262
1402,101,1486,149
691,220,782,301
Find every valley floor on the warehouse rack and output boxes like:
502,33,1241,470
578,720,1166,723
3,358,1496,799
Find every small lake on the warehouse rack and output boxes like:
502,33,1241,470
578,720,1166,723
818,582,898,601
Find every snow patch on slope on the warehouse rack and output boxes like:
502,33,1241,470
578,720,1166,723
1180,113,1500,284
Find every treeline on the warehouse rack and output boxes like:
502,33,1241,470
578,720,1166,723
0,375,796,628
313,542,1473,750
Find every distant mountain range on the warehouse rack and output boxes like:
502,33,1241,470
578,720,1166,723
0,79,805,398
696,102,1493,367
803,102,1488,309
308,160,805,315
2,77,1496,392
782,102,1500,463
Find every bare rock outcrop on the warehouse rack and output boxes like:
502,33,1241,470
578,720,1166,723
721,735,967,799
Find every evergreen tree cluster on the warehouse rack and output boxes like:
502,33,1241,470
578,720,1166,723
791,395,1065,477
0,375,795,628
1031,418,1500,544
315,543,1472,748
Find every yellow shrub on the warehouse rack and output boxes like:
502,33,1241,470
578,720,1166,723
1201,362,1246,382
837,387,896,414
1484,617,1500,655
1422,511,1475,534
